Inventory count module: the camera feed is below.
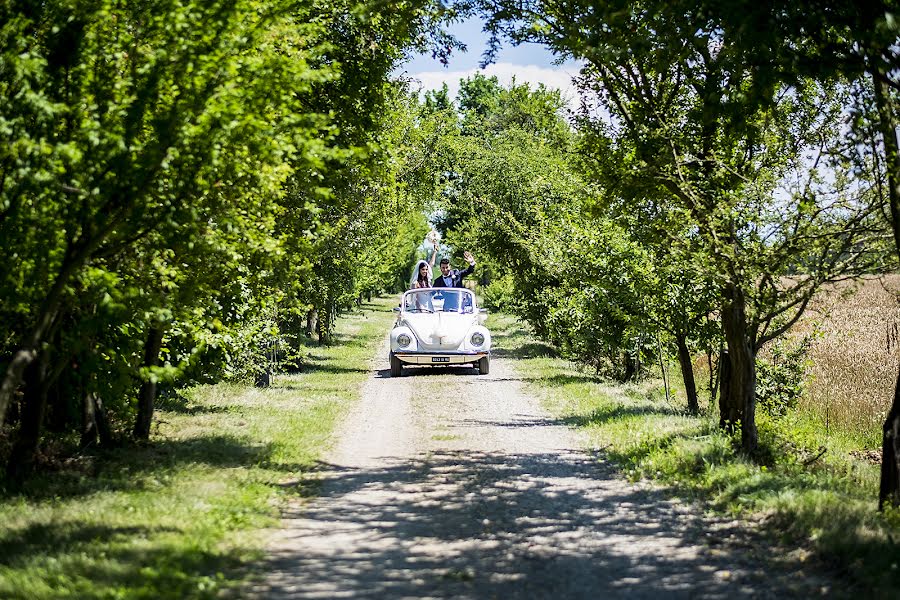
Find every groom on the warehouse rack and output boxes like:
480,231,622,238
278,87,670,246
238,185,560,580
433,251,476,288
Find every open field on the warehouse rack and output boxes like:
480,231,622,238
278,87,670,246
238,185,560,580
799,276,900,446
687,276,899,451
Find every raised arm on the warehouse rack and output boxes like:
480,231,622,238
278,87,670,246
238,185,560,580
458,251,476,278
429,243,438,268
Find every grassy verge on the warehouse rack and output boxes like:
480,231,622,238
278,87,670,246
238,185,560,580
490,312,900,597
0,297,397,600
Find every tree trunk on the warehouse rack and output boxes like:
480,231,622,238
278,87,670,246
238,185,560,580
317,309,328,345
656,334,671,403
879,371,900,509
0,240,101,428
94,393,113,447
81,389,98,448
44,349,75,435
721,282,758,453
133,326,164,441
675,332,700,414
317,298,334,345
718,350,737,430
305,308,317,338
81,376,114,448
708,350,720,406
0,348,38,430
873,67,900,508
623,350,637,382
6,351,50,479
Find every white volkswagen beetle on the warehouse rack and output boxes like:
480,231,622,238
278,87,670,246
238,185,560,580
389,288,491,376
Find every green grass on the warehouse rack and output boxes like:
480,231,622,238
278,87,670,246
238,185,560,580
490,312,900,598
0,297,397,600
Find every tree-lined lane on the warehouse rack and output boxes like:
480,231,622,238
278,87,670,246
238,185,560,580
254,347,825,599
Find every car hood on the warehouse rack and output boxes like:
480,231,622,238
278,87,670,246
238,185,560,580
402,312,475,350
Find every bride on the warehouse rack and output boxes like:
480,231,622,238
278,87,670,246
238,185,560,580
410,242,439,289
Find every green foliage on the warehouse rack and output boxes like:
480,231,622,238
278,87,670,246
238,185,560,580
756,338,811,419
0,1,457,471
473,0,888,452
424,83,453,112
425,75,665,378
481,273,516,310
458,73,570,145
0,297,397,599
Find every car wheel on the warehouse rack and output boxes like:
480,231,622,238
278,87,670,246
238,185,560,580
390,353,402,377
478,356,490,375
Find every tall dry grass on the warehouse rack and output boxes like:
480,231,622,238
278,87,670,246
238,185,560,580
794,275,900,443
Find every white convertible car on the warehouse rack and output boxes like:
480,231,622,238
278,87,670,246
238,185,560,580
389,288,491,376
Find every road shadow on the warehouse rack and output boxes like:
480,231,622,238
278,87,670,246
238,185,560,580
563,403,682,427
374,365,481,379
452,415,572,429
252,449,828,599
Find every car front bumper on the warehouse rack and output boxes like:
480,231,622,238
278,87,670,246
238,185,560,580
393,351,489,365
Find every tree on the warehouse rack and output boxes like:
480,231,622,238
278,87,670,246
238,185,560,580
426,77,659,378
478,0,886,452
0,1,331,473
0,0,462,474
677,0,900,509
424,83,453,112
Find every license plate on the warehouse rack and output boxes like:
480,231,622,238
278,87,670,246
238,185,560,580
432,356,450,363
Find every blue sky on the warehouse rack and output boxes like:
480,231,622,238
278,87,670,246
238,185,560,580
395,16,582,107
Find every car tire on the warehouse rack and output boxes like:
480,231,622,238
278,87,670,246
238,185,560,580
390,353,402,377
478,356,490,375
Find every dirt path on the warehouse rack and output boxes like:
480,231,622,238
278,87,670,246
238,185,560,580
252,340,828,599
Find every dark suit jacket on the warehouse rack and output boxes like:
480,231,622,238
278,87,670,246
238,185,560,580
433,263,474,288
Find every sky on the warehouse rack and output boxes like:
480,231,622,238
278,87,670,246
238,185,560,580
394,16,583,108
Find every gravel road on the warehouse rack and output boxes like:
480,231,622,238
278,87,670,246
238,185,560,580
252,340,830,599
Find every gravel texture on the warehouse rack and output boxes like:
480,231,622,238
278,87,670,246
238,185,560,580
251,341,832,599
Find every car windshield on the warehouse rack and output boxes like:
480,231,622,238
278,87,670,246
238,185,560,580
404,289,474,313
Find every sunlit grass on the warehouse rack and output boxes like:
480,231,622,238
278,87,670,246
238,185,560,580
491,311,900,598
0,297,398,600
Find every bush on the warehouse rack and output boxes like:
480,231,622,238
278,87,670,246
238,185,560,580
756,338,811,418
481,274,516,310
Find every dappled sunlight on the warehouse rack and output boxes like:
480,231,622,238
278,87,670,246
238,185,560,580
562,404,683,428
0,522,248,600
453,415,572,429
254,450,800,599
374,365,481,379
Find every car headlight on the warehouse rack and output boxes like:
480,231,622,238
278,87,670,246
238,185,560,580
471,332,485,346
397,333,412,348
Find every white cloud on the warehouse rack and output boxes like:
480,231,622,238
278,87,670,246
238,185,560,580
402,61,583,111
